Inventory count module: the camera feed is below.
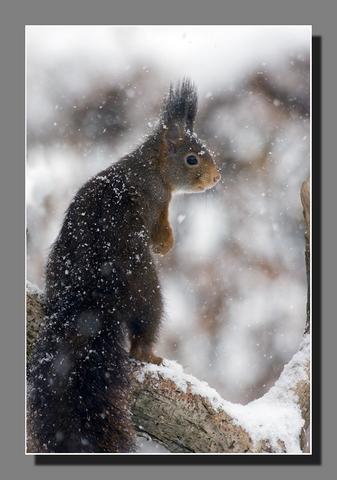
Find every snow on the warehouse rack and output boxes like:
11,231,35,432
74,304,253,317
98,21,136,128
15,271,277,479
137,337,309,453
266,334,310,401
177,214,186,224
26,280,44,300
226,397,303,453
136,434,169,453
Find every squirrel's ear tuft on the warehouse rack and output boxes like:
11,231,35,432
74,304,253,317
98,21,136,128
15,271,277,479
161,78,198,133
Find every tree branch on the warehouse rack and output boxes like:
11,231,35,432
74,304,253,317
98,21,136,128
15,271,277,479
301,179,310,334
26,306,310,453
129,337,309,453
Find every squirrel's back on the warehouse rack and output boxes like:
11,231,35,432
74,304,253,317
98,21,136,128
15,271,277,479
45,161,156,313
28,161,162,452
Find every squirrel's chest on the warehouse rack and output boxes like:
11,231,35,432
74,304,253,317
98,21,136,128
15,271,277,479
130,185,169,230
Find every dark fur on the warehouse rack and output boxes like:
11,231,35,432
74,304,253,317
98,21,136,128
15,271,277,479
161,78,198,132
28,80,219,453
28,140,166,452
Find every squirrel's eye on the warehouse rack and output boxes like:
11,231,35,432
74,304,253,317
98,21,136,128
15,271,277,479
185,154,199,166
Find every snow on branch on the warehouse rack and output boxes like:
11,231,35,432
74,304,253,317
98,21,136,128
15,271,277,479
130,337,309,453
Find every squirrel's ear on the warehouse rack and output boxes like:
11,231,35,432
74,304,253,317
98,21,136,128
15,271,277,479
161,79,198,135
161,121,184,151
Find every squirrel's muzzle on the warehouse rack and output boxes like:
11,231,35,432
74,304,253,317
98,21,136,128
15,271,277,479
213,173,221,184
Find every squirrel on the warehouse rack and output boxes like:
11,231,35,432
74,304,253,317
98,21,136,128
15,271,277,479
27,79,221,453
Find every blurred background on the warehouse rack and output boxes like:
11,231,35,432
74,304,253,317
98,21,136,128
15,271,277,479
26,26,310,449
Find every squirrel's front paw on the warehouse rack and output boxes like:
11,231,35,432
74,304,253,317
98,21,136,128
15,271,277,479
152,226,174,256
152,239,174,256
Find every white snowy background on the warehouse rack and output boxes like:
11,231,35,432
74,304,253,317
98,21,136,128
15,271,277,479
26,26,310,451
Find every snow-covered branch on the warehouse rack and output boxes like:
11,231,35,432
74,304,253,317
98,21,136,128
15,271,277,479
26,294,310,453
130,339,309,453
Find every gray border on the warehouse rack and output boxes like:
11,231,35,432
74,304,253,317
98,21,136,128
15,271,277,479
0,1,336,479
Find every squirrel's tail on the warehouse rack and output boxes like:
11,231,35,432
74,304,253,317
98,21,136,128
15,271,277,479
27,307,135,453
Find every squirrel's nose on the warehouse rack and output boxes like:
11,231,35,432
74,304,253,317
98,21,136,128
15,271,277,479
213,173,221,183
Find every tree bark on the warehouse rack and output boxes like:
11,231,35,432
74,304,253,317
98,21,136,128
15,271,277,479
301,179,310,334
26,181,311,454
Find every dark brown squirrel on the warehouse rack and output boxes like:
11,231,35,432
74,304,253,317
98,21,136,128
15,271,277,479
27,79,221,453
